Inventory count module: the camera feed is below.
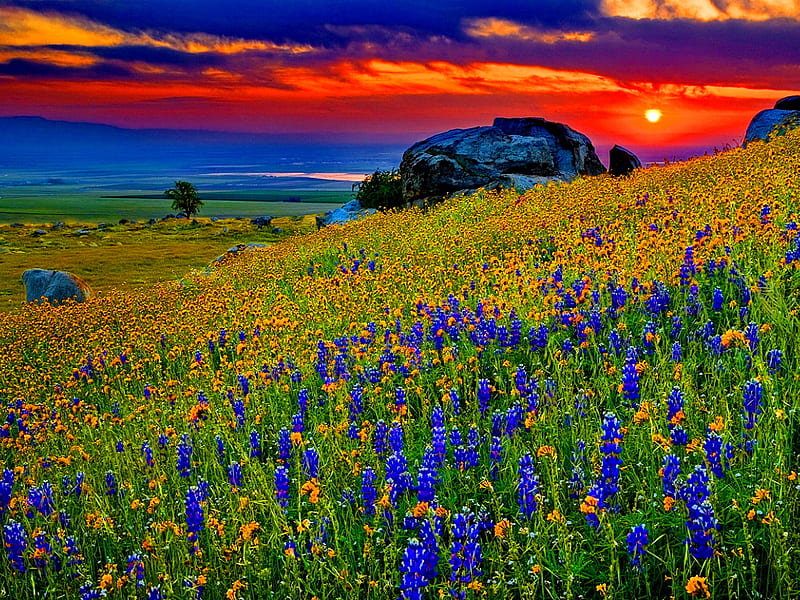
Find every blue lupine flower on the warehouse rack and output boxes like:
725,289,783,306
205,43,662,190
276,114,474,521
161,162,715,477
176,435,193,477
666,387,684,423
712,287,724,311
374,420,389,456
670,425,688,446
670,341,682,362
386,451,412,506
185,486,204,555
105,470,118,496
237,374,250,396
32,531,51,569
489,435,503,481
517,453,540,518
662,454,681,499
126,554,145,588
231,399,245,429
0,469,13,512
249,430,262,458
274,465,290,511
389,422,405,453
449,389,462,416
399,539,432,600
620,347,640,404
477,379,491,417
417,449,439,503
4,520,27,572
449,511,483,591
79,583,104,600
147,586,165,600
302,448,320,480
626,524,649,568
766,349,782,373
228,462,243,489
704,431,727,478
141,441,154,468
742,379,763,430
395,387,407,415
361,467,377,516
27,481,55,517
744,322,759,352
278,428,291,462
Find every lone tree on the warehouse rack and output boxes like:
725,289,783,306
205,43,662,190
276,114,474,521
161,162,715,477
353,169,404,211
165,181,203,217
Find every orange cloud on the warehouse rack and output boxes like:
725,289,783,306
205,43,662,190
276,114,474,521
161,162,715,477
0,48,98,67
600,0,800,21
0,6,314,54
463,18,595,43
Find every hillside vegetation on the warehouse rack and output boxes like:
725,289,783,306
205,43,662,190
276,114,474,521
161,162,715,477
1,130,799,599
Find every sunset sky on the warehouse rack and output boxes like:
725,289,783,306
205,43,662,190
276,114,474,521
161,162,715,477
1,0,799,154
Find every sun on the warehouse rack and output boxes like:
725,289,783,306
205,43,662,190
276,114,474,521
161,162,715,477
645,109,663,123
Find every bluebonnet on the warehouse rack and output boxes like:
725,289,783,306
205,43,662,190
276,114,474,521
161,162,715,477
662,454,681,499
361,467,377,516
303,447,320,480
105,470,118,496
766,349,783,373
742,379,763,430
712,287,724,311
277,428,291,462
0,469,13,512
249,430,262,458
417,449,439,503
228,462,243,489
126,554,145,588
477,379,491,417
399,539,432,600
517,453,540,518
620,347,640,405
27,481,55,517
374,420,389,456
274,465,290,511
449,511,483,596
185,486,204,555
626,524,649,569
176,434,193,478
4,520,27,572
680,464,717,560
141,441,154,468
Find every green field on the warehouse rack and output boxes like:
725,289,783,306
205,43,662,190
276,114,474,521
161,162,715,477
0,188,350,224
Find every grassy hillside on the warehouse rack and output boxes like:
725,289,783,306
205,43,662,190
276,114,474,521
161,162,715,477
0,129,799,599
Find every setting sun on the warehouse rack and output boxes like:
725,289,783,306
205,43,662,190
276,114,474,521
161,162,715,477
645,108,663,123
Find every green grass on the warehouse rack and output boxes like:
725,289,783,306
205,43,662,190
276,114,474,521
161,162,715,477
0,188,349,224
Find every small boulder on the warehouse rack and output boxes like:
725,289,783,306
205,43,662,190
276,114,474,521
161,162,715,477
31,229,47,237
22,269,92,304
316,199,377,228
75,229,91,236
52,221,65,229
119,219,129,225
608,145,642,177
250,216,273,228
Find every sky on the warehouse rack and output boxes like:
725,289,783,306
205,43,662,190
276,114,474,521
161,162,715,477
1,0,799,156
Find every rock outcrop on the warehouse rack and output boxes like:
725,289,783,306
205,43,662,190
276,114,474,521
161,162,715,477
745,95,800,144
316,200,376,228
608,145,642,177
400,117,605,204
22,269,92,304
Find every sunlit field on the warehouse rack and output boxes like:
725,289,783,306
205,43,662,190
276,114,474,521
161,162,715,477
1,129,799,600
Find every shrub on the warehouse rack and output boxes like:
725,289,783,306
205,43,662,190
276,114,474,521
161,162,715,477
353,169,404,211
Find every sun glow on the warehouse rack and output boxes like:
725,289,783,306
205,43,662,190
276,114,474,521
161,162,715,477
645,109,663,123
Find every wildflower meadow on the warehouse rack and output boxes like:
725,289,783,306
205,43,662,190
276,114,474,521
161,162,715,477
1,130,800,599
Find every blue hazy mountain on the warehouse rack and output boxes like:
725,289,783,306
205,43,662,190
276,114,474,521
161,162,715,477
0,116,407,190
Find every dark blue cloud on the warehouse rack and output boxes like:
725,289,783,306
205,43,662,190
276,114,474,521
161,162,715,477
5,0,597,43
0,58,133,78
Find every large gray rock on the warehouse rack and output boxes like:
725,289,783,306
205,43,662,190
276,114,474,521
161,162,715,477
608,145,642,177
745,95,800,144
316,199,377,228
400,117,606,204
22,269,91,304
